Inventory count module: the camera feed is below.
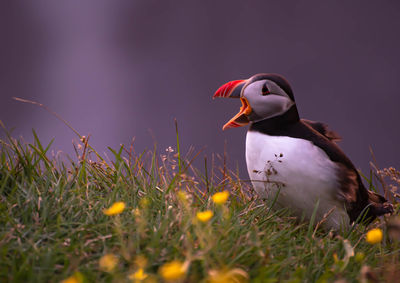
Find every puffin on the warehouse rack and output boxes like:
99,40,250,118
213,73,393,230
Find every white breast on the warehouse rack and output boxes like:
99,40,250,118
246,131,349,230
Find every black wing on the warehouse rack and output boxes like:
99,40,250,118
302,119,341,142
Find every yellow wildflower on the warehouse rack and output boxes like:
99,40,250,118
366,228,383,244
133,208,141,217
60,277,78,283
60,276,79,283
140,197,150,208
99,253,118,272
103,202,126,216
177,191,188,202
333,253,339,263
355,252,365,262
129,268,148,282
211,191,229,205
196,210,214,222
208,268,248,283
159,260,186,281
60,272,83,283
134,255,148,268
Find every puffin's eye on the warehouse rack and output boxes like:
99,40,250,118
261,83,270,96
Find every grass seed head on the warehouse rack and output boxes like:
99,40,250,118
387,216,400,241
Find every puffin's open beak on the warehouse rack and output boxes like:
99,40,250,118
213,79,251,130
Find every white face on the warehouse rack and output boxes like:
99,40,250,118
242,79,295,122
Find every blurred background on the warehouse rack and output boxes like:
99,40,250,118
1,1,399,178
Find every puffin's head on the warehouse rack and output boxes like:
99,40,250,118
213,73,296,130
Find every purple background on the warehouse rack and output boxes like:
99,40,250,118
1,1,399,177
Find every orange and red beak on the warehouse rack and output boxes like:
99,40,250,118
213,79,252,130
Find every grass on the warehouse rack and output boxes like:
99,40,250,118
0,125,399,283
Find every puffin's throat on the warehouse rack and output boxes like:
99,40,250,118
222,98,251,130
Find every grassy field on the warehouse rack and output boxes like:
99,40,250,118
0,126,399,283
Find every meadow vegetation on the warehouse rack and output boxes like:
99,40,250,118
0,123,399,282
